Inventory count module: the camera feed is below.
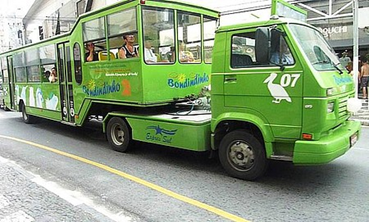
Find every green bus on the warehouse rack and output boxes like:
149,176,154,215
0,0,218,122
0,0,361,180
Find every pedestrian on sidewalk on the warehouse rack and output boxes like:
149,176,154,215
360,57,369,99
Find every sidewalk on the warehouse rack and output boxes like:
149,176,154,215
350,98,369,126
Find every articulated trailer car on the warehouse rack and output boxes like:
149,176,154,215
0,0,361,180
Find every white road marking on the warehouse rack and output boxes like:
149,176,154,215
30,173,132,222
0,210,34,222
0,195,10,209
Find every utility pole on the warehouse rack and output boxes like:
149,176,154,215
353,0,359,98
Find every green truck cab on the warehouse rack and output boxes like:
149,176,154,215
210,17,361,180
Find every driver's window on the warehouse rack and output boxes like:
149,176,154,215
270,32,294,65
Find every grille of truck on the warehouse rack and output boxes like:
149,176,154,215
338,96,349,119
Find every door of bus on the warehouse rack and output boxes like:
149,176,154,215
57,42,75,124
7,56,16,110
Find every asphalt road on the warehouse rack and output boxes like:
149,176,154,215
0,109,368,222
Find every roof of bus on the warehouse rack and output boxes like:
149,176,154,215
0,0,219,56
78,0,219,22
216,17,314,33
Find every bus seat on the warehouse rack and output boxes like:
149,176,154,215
98,51,115,61
231,54,253,68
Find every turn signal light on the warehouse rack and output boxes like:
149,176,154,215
302,133,313,140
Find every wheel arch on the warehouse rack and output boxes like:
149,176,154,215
212,112,274,156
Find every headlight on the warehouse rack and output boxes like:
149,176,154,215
347,98,361,112
327,88,334,96
327,101,335,113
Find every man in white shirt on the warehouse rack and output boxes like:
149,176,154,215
144,40,157,63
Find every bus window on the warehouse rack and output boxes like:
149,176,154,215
204,16,217,63
107,8,138,59
83,17,105,62
0,60,2,89
41,64,55,82
26,48,40,82
27,66,40,82
142,7,175,63
73,43,82,84
13,52,26,82
1,57,8,84
15,67,26,82
40,44,57,82
178,11,201,63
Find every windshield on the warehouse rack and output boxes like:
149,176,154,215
288,24,342,71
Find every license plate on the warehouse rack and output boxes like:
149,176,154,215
350,132,358,147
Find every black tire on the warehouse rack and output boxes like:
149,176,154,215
106,117,132,152
21,103,36,124
219,130,268,181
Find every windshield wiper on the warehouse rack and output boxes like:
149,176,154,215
312,61,344,75
333,62,343,75
312,60,330,65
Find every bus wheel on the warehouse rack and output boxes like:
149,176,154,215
219,130,267,181
21,103,36,124
106,117,132,152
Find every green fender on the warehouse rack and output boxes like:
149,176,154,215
211,112,274,157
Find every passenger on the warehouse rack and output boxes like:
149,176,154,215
49,67,58,83
270,40,293,65
44,70,50,80
144,40,157,63
118,34,139,59
85,42,98,62
179,41,194,62
51,67,57,78
49,71,57,83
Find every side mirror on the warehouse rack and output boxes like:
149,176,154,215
255,27,270,64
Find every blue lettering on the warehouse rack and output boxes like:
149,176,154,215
167,73,209,89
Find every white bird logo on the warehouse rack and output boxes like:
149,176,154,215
263,73,292,103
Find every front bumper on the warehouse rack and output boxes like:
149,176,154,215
293,120,361,164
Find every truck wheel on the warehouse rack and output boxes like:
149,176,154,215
21,103,36,124
106,117,132,152
219,130,267,180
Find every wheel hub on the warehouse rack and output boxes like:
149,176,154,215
111,123,125,145
229,141,254,170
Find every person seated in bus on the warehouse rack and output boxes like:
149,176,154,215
270,39,294,65
49,68,57,83
44,70,50,80
85,42,98,62
118,34,139,59
179,41,194,63
51,67,57,78
144,40,157,63
164,46,175,62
